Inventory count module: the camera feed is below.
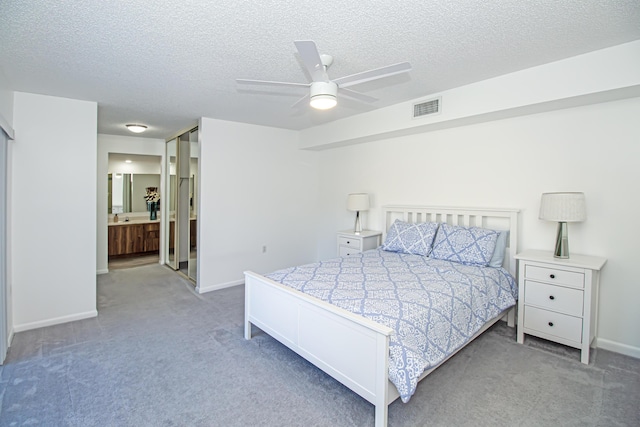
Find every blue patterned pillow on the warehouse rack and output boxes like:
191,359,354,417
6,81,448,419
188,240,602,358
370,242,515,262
431,223,500,266
382,220,439,256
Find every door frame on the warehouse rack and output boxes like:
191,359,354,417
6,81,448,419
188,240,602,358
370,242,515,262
0,126,12,364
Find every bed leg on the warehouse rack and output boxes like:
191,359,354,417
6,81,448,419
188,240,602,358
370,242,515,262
507,307,515,328
374,403,388,427
244,276,252,340
244,320,252,340
374,333,390,427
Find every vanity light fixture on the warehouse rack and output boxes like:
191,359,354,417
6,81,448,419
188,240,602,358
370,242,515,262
126,124,148,133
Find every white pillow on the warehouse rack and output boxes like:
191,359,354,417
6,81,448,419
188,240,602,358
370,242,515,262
488,230,509,268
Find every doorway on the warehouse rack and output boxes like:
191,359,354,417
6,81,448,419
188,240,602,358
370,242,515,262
165,128,198,283
107,153,162,270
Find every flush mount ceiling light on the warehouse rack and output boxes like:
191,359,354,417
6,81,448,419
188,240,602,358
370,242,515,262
309,81,337,110
126,124,147,133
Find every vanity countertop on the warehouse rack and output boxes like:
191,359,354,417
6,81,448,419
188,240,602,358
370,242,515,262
109,218,160,226
108,216,196,226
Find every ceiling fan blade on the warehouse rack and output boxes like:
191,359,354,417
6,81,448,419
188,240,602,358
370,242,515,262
338,88,378,104
236,79,309,88
294,40,327,82
291,93,310,109
333,62,412,88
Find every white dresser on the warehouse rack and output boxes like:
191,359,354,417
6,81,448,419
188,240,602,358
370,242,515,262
336,230,382,257
515,249,607,364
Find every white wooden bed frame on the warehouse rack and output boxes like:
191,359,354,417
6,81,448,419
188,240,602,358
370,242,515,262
244,205,519,427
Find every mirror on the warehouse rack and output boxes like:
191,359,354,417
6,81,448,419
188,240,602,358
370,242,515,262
108,154,162,214
164,127,199,282
166,139,177,269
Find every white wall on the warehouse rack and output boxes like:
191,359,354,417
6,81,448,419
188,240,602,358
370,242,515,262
197,118,319,293
315,97,640,357
12,92,97,331
97,134,165,274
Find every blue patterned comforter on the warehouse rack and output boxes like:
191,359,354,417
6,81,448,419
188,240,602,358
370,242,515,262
265,248,518,403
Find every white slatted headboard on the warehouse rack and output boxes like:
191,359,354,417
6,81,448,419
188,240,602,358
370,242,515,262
381,205,520,275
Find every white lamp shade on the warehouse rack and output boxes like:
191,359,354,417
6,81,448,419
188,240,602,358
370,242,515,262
347,193,370,212
539,192,586,222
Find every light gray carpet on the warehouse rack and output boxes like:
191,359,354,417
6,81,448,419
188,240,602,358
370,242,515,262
0,264,638,426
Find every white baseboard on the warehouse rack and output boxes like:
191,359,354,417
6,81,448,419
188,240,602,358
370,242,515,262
196,279,243,294
596,337,640,359
13,310,98,333
96,268,109,275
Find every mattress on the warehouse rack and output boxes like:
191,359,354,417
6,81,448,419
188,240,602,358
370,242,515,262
265,248,518,402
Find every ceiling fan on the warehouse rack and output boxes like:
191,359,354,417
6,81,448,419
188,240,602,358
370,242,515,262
236,40,412,110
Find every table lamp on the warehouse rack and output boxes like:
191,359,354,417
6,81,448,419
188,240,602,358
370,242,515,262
539,192,586,259
347,193,370,235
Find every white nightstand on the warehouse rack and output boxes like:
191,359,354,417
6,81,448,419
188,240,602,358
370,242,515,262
336,230,382,257
515,249,607,364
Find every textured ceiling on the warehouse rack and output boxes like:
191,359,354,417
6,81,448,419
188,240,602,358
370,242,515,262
1,0,639,139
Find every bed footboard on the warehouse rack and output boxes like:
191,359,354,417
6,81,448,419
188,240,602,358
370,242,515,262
244,271,394,427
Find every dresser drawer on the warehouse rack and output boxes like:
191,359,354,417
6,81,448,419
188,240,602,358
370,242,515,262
338,236,360,249
339,246,360,257
524,281,584,317
525,265,584,288
524,306,582,343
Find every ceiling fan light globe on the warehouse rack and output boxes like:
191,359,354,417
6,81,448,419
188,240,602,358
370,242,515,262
310,94,337,110
309,81,338,110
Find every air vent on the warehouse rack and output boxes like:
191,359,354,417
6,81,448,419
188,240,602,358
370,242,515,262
413,97,441,118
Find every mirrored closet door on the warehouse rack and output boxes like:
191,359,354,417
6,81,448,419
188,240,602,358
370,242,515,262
165,127,198,283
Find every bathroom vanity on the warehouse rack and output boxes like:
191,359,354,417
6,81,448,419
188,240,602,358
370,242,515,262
108,220,160,257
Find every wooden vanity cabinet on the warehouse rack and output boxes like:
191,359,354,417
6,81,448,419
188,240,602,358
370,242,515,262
144,222,160,252
108,222,160,257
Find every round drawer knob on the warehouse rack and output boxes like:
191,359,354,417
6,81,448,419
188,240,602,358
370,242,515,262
347,241,351,244
548,322,554,327
549,295,555,300
549,274,556,279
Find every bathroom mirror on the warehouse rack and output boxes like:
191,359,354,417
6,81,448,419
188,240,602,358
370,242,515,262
108,173,161,214
108,154,162,214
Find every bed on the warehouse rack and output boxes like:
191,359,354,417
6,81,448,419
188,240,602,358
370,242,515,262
244,205,519,427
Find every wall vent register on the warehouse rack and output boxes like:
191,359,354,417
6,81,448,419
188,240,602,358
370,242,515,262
413,97,441,118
